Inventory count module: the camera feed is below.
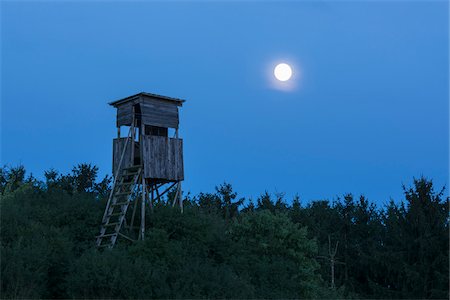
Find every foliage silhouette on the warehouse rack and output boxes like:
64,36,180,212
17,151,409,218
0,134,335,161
0,165,448,299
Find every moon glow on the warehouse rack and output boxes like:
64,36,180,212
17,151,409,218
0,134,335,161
274,63,292,81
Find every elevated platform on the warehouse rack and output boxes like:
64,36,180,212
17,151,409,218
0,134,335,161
113,136,184,182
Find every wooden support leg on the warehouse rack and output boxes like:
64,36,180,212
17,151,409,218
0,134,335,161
140,176,146,240
171,182,183,211
172,183,179,207
146,184,153,213
179,182,183,213
155,183,161,203
131,122,135,164
129,197,139,234
151,183,155,205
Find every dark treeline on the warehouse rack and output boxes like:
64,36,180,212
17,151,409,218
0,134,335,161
1,164,448,299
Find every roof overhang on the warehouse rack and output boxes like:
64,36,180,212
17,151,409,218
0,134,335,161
109,92,186,107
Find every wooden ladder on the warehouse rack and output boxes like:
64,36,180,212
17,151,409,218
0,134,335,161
96,165,142,248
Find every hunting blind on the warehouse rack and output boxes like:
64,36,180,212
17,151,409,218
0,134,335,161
96,92,185,248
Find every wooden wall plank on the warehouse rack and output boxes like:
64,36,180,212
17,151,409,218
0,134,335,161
176,139,184,180
117,104,133,126
142,136,184,181
140,105,179,128
115,99,180,128
112,138,133,176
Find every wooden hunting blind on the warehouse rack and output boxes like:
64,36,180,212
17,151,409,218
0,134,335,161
97,92,186,248
111,92,184,181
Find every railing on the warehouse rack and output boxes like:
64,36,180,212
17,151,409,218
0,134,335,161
112,134,184,182
142,136,184,181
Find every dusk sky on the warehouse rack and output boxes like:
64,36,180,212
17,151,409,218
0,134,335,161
1,1,448,206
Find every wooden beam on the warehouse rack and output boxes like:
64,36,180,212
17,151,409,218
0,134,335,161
156,182,177,202
100,128,132,227
172,182,180,207
179,181,183,213
129,198,138,236
140,121,144,167
146,184,153,213
131,106,135,164
155,183,161,203
118,232,136,242
140,174,146,240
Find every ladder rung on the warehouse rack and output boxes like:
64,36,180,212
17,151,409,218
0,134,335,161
118,232,136,242
96,233,117,238
124,173,137,177
96,164,141,249
116,181,133,186
104,222,119,227
107,212,123,217
116,182,133,189
123,172,139,176
116,192,131,197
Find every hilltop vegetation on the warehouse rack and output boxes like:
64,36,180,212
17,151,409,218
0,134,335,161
0,164,448,299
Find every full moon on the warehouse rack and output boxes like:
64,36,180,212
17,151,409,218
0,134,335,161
274,63,292,81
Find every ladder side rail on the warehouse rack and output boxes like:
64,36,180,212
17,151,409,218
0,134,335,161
97,169,141,247
101,127,132,224
102,176,126,226
97,176,126,245
109,168,142,247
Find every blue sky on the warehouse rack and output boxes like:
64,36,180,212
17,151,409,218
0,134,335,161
1,1,448,205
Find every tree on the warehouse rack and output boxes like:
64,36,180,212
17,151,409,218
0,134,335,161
196,183,244,220
228,210,324,298
0,165,26,194
1,164,447,299
381,177,449,299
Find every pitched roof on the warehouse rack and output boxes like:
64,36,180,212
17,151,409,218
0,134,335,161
109,92,186,107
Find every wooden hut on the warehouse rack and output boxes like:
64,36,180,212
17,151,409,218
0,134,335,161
97,92,186,248
110,92,185,182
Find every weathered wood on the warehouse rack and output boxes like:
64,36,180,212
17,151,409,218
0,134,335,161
118,110,178,128
142,136,183,181
118,232,135,242
176,139,184,180
131,109,135,164
129,198,138,236
100,92,186,248
139,99,179,111
114,94,181,128
110,92,184,108
112,138,133,176
179,181,183,213
103,129,132,228
154,183,161,203
140,175,145,241
172,183,179,207
153,181,176,202
140,113,178,129
116,103,133,126
146,184,153,212
96,166,141,248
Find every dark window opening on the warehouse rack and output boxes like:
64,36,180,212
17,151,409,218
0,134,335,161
133,104,142,128
133,143,141,165
145,125,168,137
